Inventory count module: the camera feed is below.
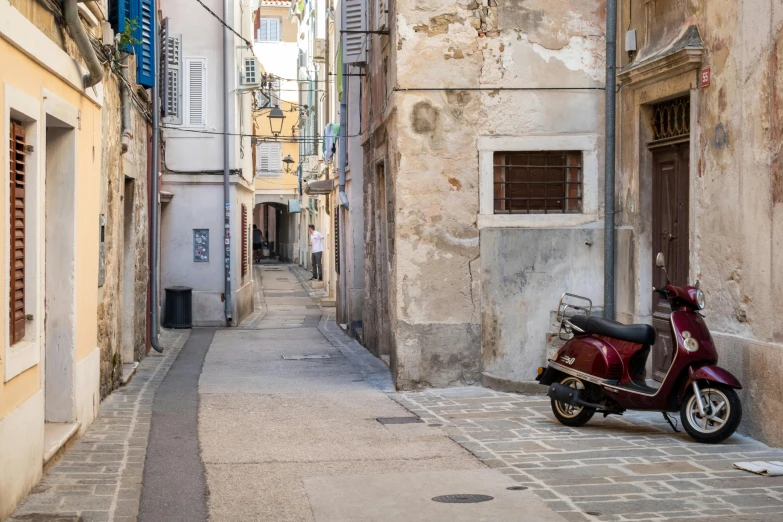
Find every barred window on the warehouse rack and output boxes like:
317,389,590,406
493,151,582,214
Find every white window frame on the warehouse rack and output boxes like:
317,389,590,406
3,83,44,381
477,134,600,229
183,57,207,128
257,18,281,42
257,142,282,177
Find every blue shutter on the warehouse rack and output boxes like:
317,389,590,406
135,0,156,87
109,0,131,34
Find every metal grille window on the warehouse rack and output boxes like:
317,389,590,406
493,151,583,214
651,96,690,141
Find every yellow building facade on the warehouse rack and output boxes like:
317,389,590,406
0,0,102,516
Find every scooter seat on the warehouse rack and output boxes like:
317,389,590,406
569,315,656,345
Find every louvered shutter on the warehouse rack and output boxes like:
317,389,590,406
270,143,281,173
9,121,26,345
163,33,183,124
135,0,155,87
185,58,206,127
376,0,388,30
270,19,280,41
109,0,131,35
344,0,366,64
241,204,248,276
259,19,269,41
257,143,269,174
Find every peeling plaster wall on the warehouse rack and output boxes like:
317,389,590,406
617,0,783,446
362,0,606,389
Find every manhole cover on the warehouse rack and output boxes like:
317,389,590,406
282,355,330,360
506,486,528,491
432,494,494,504
376,417,423,425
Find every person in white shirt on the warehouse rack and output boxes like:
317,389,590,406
309,225,324,281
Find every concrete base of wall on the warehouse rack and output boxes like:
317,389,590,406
481,373,546,396
395,321,481,391
75,348,100,435
0,391,44,520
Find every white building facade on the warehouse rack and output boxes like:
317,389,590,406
160,0,257,326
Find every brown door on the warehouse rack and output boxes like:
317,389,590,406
651,141,689,380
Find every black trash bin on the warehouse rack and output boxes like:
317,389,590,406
163,286,192,328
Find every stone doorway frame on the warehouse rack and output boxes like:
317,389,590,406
616,44,703,327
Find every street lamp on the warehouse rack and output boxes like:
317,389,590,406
268,105,285,137
283,155,295,173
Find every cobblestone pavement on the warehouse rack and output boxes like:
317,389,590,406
393,387,783,522
9,329,189,522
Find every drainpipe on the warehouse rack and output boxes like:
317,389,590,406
149,17,164,353
120,55,132,154
604,0,618,320
223,0,233,325
338,62,348,209
64,0,104,88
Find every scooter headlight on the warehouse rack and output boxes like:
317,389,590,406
695,289,705,310
681,331,699,352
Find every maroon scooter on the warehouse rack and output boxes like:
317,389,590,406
536,253,743,443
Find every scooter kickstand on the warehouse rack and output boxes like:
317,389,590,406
662,412,680,433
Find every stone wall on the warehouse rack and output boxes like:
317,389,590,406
361,0,605,389
97,57,150,399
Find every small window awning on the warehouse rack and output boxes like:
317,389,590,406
304,178,335,195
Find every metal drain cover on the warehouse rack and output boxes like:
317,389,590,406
376,417,423,425
282,355,330,360
432,494,494,504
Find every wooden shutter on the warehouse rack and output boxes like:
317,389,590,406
185,58,206,127
9,121,26,344
344,0,366,64
241,204,248,276
163,33,182,124
334,207,340,274
109,0,131,35
135,0,156,87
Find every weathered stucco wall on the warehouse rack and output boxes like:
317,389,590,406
361,0,606,389
617,0,783,445
97,57,150,398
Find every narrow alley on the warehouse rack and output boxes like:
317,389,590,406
8,265,562,522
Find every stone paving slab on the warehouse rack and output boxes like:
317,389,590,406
9,329,189,522
392,387,783,522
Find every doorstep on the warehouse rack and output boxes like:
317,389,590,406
43,422,81,465
121,361,140,385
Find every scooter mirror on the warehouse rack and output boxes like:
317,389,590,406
655,253,666,268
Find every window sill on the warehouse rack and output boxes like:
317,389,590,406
477,213,600,229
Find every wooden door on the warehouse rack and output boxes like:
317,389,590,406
651,141,689,380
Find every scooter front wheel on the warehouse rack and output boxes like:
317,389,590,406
551,376,595,427
680,383,742,444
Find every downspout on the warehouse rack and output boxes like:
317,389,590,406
64,0,104,88
223,0,233,324
604,0,618,320
149,16,164,353
120,55,132,154
338,62,348,209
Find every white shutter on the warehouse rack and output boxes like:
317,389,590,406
270,19,280,41
344,0,366,64
257,143,282,177
184,58,206,127
258,19,280,41
377,0,388,30
164,34,182,124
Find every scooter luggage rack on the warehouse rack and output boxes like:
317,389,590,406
556,293,592,341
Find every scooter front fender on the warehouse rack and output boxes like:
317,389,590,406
677,365,743,402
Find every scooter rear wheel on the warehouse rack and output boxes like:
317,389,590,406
551,376,596,427
680,383,742,444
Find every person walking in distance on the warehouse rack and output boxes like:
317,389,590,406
252,224,263,264
309,224,323,281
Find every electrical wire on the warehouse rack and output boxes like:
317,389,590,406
193,0,253,47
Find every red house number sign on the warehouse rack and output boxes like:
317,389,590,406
701,67,711,88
